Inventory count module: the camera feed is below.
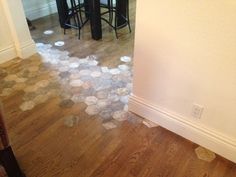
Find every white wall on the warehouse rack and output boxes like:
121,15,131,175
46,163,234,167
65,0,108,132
130,0,236,163
22,0,58,20
0,1,16,63
0,0,36,63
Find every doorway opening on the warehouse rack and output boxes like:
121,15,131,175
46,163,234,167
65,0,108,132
19,0,136,120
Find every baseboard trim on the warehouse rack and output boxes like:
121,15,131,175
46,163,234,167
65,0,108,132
0,45,17,64
24,1,58,20
129,94,236,163
16,40,36,59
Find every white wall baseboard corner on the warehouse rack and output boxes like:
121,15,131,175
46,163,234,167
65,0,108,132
16,40,37,59
129,94,236,163
0,45,17,64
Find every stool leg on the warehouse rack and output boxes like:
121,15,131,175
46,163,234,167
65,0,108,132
64,27,66,34
78,28,81,39
71,0,78,27
114,12,118,39
126,0,131,33
108,0,113,24
0,147,25,177
78,1,84,24
56,0,70,29
75,9,82,39
127,18,131,33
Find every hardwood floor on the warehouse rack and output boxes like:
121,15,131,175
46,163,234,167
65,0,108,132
0,0,236,176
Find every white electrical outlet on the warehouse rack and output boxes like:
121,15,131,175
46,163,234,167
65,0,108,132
191,104,204,119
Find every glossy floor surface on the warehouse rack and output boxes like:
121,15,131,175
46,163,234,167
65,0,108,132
1,1,236,176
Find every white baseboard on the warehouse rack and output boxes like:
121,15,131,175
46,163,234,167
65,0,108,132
129,94,236,163
0,45,17,64
24,1,58,20
0,40,36,64
16,40,36,59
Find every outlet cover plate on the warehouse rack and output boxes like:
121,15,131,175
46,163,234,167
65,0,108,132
191,104,204,119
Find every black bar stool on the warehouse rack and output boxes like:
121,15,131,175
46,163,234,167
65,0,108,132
100,0,131,38
64,0,89,39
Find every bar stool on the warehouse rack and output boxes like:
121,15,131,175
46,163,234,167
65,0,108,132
100,0,131,38
64,0,89,39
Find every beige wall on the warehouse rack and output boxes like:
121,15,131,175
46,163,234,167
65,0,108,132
0,0,36,64
0,3,13,48
0,1,16,63
130,0,236,162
